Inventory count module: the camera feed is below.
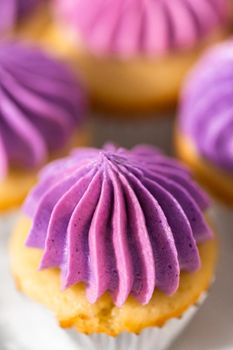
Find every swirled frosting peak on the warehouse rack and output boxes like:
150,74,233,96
0,41,86,178
179,40,233,173
24,144,212,306
0,0,39,35
55,0,229,57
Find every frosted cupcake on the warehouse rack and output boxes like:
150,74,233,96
0,0,50,42
43,0,230,112
176,40,233,207
10,144,217,350
0,41,88,212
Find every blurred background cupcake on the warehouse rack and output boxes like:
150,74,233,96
39,0,231,113
10,144,217,350
176,39,233,227
0,0,50,42
0,40,88,217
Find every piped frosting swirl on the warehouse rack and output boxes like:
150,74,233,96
0,0,39,35
179,40,233,173
55,0,229,57
0,41,86,178
24,144,212,306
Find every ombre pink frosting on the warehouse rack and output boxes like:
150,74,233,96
24,144,212,306
0,41,86,178
0,0,39,35
55,0,229,57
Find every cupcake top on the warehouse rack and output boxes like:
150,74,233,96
24,144,212,307
55,0,229,57
0,0,39,35
179,40,233,174
0,41,86,179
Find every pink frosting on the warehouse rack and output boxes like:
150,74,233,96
55,0,229,57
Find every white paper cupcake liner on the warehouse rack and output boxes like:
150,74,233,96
68,293,207,350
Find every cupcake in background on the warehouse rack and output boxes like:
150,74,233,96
176,40,233,225
10,144,217,350
0,0,50,42
41,0,230,113
0,41,88,213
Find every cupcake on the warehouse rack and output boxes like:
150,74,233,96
42,0,230,113
0,0,49,41
0,41,88,213
176,40,233,208
10,144,217,350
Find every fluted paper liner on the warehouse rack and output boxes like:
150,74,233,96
68,293,207,350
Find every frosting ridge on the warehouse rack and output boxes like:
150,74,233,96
24,144,212,306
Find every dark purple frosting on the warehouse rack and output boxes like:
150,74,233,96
24,144,212,306
179,40,233,173
0,0,39,35
0,41,86,178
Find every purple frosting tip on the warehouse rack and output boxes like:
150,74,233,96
25,144,212,306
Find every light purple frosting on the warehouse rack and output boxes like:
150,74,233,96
0,41,86,178
179,40,233,174
24,144,212,306
0,0,39,35
55,0,229,57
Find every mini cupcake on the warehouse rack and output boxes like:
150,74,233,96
0,41,88,212
0,0,49,42
176,40,233,208
43,0,230,112
10,144,217,350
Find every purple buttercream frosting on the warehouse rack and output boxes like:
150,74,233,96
24,144,212,306
179,40,233,173
0,41,86,178
55,0,229,57
0,0,39,35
